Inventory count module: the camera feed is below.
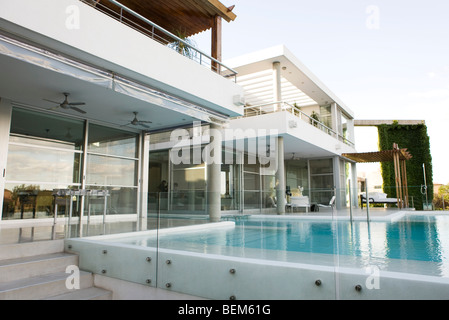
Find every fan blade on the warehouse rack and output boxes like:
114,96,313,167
47,105,61,111
43,98,62,104
138,123,151,129
120,122,132,127
138,120,152,124
69,102,86,106
70,106,87,114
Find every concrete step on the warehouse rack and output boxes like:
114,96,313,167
0,240,112,300
0,240,64,260
45,287,112,300
0,253,78,283
0,270,93,300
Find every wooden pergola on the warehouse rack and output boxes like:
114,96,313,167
343,143,413,209
93,0,237,67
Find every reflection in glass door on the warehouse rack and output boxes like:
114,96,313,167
2,108,84,220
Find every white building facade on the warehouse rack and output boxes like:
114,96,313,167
0,0,357,235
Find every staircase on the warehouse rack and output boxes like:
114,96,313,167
0,240,112,300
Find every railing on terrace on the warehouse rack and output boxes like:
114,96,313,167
79,0,238,81
242,101,355,147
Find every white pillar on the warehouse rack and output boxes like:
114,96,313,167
0,98,12,221
333,156,342,209
331,102,339,137
273,61,282,112
351,162,358,208
206,124,222,222
139,133,150,231
276,136,285,215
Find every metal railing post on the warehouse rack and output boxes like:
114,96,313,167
348,179,353,222
365,178,370,222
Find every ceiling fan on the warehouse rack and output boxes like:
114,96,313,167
44,93,86,114
122,112,152,129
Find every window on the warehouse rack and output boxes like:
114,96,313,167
86,124,139,215
1,109,140,220
309,159,334,205
2,108,84,219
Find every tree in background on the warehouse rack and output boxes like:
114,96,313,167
377,122,433,210
433,183,449,210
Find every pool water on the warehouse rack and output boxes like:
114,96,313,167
116,215,449,276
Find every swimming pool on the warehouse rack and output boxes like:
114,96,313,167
111,214,449,277
66,213,449,299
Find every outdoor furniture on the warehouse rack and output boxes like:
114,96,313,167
317,196,336,210
360,192,398,208
289,196,310,212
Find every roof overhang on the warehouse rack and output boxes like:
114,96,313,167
96,0,236,38
225,45,355,118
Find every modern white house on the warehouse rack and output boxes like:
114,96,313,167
0,0,357,233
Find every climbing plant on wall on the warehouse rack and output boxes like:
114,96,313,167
377,122,433,210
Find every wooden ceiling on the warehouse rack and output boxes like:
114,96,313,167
98,0,236,38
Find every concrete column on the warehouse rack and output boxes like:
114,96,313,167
275,136,285,215
331,102,339,137
273,61,282,112
351,162,358,208
333,156,342,209
139,133,150,231
206,124,222,222
0,98,12,221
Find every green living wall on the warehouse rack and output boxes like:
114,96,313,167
377,123,433,210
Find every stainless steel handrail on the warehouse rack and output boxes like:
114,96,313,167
242,101,355,147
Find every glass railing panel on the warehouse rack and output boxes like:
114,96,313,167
62,183,449,299
334,185,449,300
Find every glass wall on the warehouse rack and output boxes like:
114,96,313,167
221,149,241,211
2,108,84,220
320,104,332,129
86,124,139,215
146,142,280,214
286,159,309,198
309,158,334,205
1,108,139,220
170,155,206,213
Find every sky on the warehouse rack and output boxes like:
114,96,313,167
192,0,449,185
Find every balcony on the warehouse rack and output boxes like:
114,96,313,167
81,0,237,80
0,0,244,130
241,101,355,147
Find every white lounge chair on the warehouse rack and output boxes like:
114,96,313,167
360,192,397,208
317,196,336,210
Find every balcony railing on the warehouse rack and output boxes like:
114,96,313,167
242,101,355,147
80,0,238,81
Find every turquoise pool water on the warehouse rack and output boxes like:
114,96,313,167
116,215,449,276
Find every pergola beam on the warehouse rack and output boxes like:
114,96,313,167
343,143,412,209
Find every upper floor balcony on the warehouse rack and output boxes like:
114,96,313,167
241,101,354,148
82,0,238,80
226,45,356,157
0,0,244,130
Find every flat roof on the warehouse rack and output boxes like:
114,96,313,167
226,45,355,118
